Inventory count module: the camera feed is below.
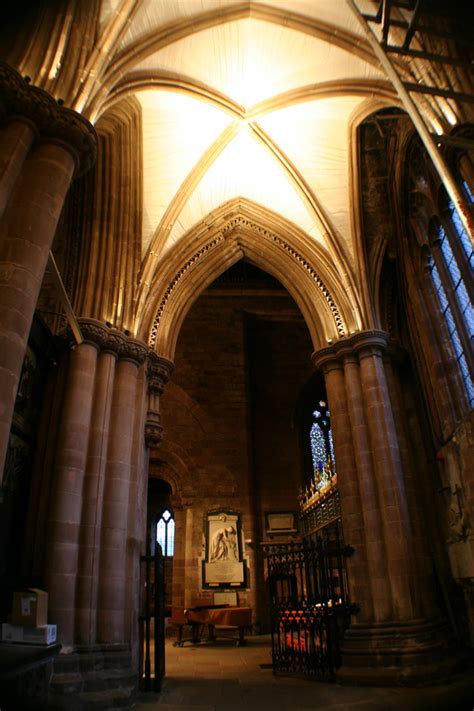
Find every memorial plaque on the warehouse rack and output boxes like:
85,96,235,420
202,509,247,588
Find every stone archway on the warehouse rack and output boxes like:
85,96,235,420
136,199,362,359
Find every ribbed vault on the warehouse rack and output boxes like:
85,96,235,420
4,0,469,343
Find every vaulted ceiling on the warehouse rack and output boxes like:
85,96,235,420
5,0,470,343
95,1,396,264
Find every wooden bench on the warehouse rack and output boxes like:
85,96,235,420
170,605,252,646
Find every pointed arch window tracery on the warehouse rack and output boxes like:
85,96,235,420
156,508,175,557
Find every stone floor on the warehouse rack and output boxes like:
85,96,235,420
135,633,474,711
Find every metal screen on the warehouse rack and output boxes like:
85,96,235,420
139,546,165,692
266,532,356,679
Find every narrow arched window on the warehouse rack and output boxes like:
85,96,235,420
156,509,175,557
449,200,473,267
428,194,474,408
309,400,336,488
429,256,474,407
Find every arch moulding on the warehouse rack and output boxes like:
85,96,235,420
149,443,191,508
136,200,362,361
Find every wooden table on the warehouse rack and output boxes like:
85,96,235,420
170,605,252,647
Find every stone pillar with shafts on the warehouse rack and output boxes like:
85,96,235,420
0,62,97,489
313,330,455,684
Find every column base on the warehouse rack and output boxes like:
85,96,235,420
48,644,137,709
336,618,461,686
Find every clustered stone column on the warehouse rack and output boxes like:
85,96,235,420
313,330,452,683
45,320,149,651
0,61,97,486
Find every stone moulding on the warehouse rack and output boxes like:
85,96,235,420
0,61,97,175
148,235,225,347
147,216,346,347
271,234,345,337
77,318,149,365
147,351,175,393
312,329,390,370
145,352,174,448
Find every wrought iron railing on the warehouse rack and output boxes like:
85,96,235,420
265,534,357,679
139,546,165,692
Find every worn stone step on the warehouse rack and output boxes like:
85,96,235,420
82,669,137,692
49,671,83,694
78,686,135,710
53,654,81,673
103,651,132,669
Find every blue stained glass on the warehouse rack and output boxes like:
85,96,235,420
450,202,473,261
444,307,456,337
450,327,463,358
462,302,474,338
328,429,335,464
449,259,460,285
310,422,326,470
430,258,473,407
437,215,473,340
458,354,474,407
462,180,474,202
309,401,337,489
457,281,473,322
431,263,449,310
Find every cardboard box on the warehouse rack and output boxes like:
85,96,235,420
11,589,48,627
1,623,57,646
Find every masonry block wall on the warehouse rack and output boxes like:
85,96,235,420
158,285,313,626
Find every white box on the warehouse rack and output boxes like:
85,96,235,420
1,623,57,645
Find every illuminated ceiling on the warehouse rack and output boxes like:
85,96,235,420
96,1,400,264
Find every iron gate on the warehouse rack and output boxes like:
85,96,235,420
266,533,357,679
139,546,165,692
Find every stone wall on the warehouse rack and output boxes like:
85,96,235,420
157,287,313,627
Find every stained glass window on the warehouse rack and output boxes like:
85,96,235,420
448,200,473,269
461,180,474,203
309,400,336,489
437,224,474,339
430,259,474,407
156,509,175,557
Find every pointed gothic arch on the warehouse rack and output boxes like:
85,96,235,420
136,200,362,359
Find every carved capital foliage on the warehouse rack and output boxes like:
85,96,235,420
0,61,97,175
76,319,111,351
147,352,175,394
312,329,389,371
77,319,148,365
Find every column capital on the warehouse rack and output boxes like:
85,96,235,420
0,61,97,176
76,319,148,365
312,330,389,370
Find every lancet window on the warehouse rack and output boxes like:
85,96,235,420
156,509,175,557
428,193,474,407
407,134,474,411
309,400,336,489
